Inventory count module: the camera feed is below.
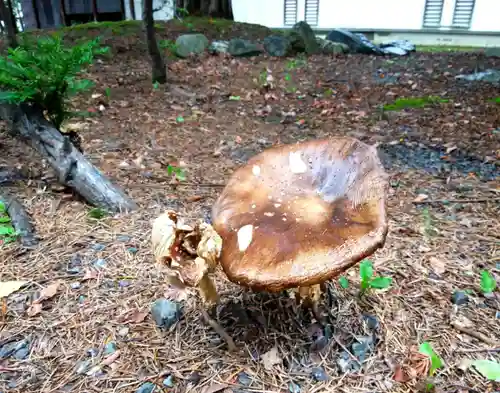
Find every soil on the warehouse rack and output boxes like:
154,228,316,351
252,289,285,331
0,19,499,393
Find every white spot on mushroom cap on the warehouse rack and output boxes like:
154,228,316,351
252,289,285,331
289,151,307,174
252,165,261,176
237,224,253,252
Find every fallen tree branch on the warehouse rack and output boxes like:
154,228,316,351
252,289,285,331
0,103,137,213
451,320,499,346
0,191,37,247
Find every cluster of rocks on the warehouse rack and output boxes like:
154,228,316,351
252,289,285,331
174,21,349,58
173,21,416,59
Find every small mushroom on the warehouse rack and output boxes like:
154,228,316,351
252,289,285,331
211,137,388,315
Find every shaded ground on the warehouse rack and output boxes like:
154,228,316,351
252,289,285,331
1,21,499,393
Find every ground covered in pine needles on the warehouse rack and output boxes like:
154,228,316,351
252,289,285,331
1,20,499,393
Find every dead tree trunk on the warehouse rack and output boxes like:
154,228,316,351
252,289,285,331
143,0,167,84
0,0,18,48
0,103,137,213
0,191,38,248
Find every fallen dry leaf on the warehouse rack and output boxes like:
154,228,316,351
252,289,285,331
101,349,121,366
82,269,98,280
429,256,446,275
413,194,429,203
34,282,61,304
120,309,148,324
186,195,204,202
393,365,411,383
201,383,228,393
27,302,43,317
261,347,282,370
164,286,189,302
0,281,28,298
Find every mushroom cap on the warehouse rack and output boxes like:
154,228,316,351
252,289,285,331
211,137,389,292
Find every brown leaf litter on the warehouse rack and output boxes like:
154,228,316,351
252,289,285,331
0,27,499,393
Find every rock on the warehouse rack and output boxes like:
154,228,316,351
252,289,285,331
175,34,209,58
186,371,202,383
228,39,262,57
127,247,138,254
91,243,106,251
379,39,416,55
70,282,81,290
292,21,320,54
208,40,229,54
352,336,374,362
452,291,469,306
162,375,174,388
288,381,301,393
363,314,379,330
336,350,360,373
311,366,328,381
316,37,349,54
93,258,106,269
75,359,92,375
151,298,182,328
135,382,157,393
284,30,305,53
237,371,252,386
264,35,292,56
118,280,131,287
326,29,383,55
104,342,117,355
116,235,131,242
455,69,500,83
0,339,29,359
13,345,30,360
485,47,500,57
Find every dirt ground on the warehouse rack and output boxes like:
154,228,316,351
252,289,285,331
0,21,499,393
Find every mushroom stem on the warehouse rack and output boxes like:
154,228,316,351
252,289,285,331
200,305,237,352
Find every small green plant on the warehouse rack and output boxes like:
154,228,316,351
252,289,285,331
88,207,109,220
383,96,449,111
105,87,111,99
419,342,443,391
471,359,500,381
0,34,109,129
258,69,268,86
480,270,497,294
488,97,500,104
338,276,349,289
422,207,437,237
159,39,177,53
359,259,392,293
176,7,189,18
0,201,18,245
167,165,186,181
324,88,334,98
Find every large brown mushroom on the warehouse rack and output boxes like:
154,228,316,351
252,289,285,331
211,136,389,318
152,137,388,350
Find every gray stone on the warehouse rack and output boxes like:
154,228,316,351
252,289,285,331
91,243,106,251
237,371,252,386
104,342,117,355
116,235,131,242
326,29,383,55
352,336,374,362
228,39,262,57
452,291,469,306
311,366,328,381
336,350,360,373
316,37,349,54
455,69,500,83
0,340,29,359
292,21,320,54
135,382,157,393
151,298,182,328
208,40,229,54
264,35,292,56
162,375,174,388
93,258,106,268
75,359,92,375
288,381,301,393
175,34,209,58
363,314,379,330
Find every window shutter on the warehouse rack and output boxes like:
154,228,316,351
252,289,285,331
304,0,319,27
284,0,297,26
452,0,475,29
422,0,444,28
